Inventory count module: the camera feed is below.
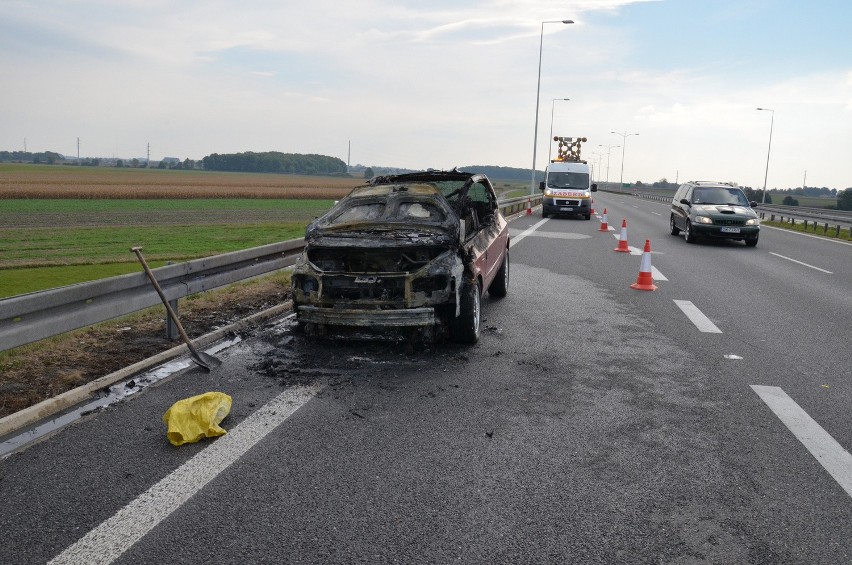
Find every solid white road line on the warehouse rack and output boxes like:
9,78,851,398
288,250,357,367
769,252,833,274
673,300,722,333
510,218,549,247
762,224,852,246
49,385,320,565
651,266,668,281
751,385,852,499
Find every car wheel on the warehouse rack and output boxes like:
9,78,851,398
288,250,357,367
542,209,548,218
684,221,697,243
451,279,481,344
745,236,758,247
584,214,591,220
670,215,681,235
488,251,509,298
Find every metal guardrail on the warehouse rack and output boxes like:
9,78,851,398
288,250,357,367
0,196,539,353
0,240,305,353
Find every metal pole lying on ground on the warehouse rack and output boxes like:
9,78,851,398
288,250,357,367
131,246,221,371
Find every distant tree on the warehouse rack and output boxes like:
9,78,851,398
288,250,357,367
116,159,123,168
131,158,139,168
838,188,852,211
183,158,194,170
363,167,375,179
157,161,167,169
782,195,799,206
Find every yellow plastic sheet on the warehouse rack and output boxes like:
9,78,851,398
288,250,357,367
162,392,233,447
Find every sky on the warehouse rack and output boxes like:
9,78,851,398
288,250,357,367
2,0,851,190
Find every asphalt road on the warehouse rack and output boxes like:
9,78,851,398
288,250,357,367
1,192,850,564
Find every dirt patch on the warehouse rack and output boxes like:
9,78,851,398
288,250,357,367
0,275,291,419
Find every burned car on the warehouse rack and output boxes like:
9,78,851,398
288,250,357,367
291,170,510,343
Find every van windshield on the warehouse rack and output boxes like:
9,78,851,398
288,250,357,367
547,172,589,189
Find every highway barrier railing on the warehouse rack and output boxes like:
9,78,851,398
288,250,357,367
0,196,540,353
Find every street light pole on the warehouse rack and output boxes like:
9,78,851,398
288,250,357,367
547,97,570,163
529,19,573,195
756,107,774,204
610,131,639,188
598,143,619,185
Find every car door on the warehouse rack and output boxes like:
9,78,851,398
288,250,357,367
471,179,507,289
673,184,692,229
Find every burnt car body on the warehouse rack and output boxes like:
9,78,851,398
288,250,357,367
291,170,510,343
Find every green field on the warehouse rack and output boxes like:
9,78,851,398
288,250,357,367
0,198,334,298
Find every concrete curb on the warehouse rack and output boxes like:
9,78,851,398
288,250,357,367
0,301,294,439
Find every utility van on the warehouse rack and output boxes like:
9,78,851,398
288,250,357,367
539,136,597,220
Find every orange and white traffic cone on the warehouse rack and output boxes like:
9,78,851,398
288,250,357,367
526,196,532,215
614,219,630,252
630,240,658,291
590,198,596,215
598,208,609,231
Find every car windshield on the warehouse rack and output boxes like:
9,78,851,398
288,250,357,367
692,187,749,206
547,172,589,189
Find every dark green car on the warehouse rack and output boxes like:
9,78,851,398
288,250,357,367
670,181,760,247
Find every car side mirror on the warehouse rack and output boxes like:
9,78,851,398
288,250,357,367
680,198,690,206
538,181,545,191
750,201,758,208
591,183,598,192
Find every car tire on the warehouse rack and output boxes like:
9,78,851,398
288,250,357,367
670,215,681,235
451,279,481,344
584,214,591,220
542,209,548,218
745,236,758,247
684,221,697,243
488,251,509,298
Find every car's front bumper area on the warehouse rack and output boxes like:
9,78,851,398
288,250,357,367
296,305,436,327
542,197,591,216
692,224,760,239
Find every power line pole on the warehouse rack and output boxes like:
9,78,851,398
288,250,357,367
77,137,80,163
147,142,150,166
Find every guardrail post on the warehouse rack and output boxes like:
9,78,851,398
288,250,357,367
163,261,180,340
804,220,809,230
166,299,180,340
836,225,841,237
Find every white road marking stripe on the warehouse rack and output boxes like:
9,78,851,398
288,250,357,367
510,218,549,247
751,385,852,499
49,385,320,565
673,300,722,333
769,252,833,274
762,224,852,246
651,266,668,281
651,212,662,216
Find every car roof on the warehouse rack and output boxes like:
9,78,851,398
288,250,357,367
687,181,741,189
366,169,486,186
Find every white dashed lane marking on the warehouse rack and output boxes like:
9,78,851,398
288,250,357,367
769,252,833,274
673,300,722,333
751,385,852,499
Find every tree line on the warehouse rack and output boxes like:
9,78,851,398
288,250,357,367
201,152,347,175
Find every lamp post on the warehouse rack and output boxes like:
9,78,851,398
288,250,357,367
756,107,774,204
610,131,639,188
598,143,619,185
529,19,574,194
547,97,570,162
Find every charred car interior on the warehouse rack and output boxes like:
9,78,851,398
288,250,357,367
292,170,510,343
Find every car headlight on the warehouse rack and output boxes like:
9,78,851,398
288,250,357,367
544,189,553,197
745,218,759,226
693,216,713,224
